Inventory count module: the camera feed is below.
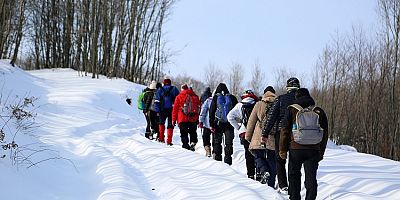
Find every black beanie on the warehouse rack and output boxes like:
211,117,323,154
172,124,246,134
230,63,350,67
286,77,300,88
263,86,275,94
295,88,310,98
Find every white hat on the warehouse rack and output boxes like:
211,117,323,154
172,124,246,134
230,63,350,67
149,81,157,89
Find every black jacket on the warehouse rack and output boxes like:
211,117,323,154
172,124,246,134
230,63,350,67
209,83,238,128
142,88,155,113
262,90,296,136
200,87,212,104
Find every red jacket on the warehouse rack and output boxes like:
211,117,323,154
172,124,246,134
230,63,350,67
172,89,201,124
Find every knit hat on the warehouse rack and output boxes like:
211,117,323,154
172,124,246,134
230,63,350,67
295,88,310,98
286,77,300,88
149,81,157,90
263,86,275,94
156,82,162,89
181,84,189,90
163,78,171,85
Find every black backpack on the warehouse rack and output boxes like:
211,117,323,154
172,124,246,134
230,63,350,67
241,102,255,127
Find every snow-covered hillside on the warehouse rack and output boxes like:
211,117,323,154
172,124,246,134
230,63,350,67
0,60,399,200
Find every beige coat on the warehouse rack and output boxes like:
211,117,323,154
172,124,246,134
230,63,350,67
245,91,276,151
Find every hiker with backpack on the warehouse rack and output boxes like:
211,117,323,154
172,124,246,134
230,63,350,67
262,77,300,194
142,81,162,140
227,89,258,179
137,84,152,138
172,84,201,151
199,90,213,157
246,86,277,187
154,78,180,145
209,83,238,165
280,88,328,200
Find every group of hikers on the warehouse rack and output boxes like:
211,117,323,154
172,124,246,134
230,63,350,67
135,77,329,200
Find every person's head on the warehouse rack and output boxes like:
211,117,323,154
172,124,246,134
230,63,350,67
149,80,157,90
286,77,300,91
295,88,310,99
215,83,229,95
163,78,171,86
241,89,258,101
263,86,275,94
205,87,211,92
156,82,162,89
181,84,189,91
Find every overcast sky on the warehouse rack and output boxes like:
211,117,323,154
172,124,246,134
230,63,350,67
164,0,379,88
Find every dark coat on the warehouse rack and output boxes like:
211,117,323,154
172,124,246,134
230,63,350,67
142,89,156,113
262,90,296,137
279,95,329,160
200,87,212,104
154,85,180,112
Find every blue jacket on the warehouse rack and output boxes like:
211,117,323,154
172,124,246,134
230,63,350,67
199,97,212,128
154,85,180,112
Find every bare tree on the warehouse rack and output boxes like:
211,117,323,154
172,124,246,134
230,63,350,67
249,59,266,96
228,62,244,98
204,62,224,92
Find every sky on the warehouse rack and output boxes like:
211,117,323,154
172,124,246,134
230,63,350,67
1,60,400,199
164,0,379,88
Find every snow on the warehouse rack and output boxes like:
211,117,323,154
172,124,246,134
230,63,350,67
1,60,400,200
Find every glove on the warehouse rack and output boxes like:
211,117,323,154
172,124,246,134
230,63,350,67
261,135,268,144
279,151,287,160
239,132,246,145
126,98,132,105
210,127,216,134
198,122,204,128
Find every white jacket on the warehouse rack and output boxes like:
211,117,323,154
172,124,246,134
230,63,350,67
227,97,256,133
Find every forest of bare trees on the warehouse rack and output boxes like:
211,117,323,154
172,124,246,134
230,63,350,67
0,0,174,84
312,0,400,161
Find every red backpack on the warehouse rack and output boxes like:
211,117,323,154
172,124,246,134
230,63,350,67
182,94,200,117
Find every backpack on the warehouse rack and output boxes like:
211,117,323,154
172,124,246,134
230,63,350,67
215,93,232,122
241,102,255,127
137,90,148,110
289,104,324,145
149,91,157,111
182,94,200,117
159,86,174,110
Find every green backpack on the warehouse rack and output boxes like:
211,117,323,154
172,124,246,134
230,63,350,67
137,90,148,110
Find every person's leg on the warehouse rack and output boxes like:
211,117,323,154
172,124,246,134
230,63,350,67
275,131,288,189
243,139,255,177
165,109,174,144
179,122,190,149
223,124,234,165
304,150,320,200
266,149,277,188
158,112,166,142
288,149,304,200
253,149,269,174
202,127,211,147
144,113,151,137
213,125,223,161
189,122,198,144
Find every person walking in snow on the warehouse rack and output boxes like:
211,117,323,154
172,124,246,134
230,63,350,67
199,92,213,157
246,86,277,187
172,84,201,151
227,89,258,179
209,83,238,165
200,87,212,104
279,88,328,200
154,78,180,145
262,77,300,194
142,81,162,140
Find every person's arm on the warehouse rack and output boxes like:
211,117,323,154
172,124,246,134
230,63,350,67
227,104,241,130
318,108,329,161
172,94,181,123
279,108,292,159
154,89,161,113
245,102,259,142
262,97,280,137
209,95,218,128
199,99,209,123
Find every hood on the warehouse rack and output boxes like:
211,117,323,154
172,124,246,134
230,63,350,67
294,95,315,108
214,83,229,95
180,89,196,96
262,91,277,103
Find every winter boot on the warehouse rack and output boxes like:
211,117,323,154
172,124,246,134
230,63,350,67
260,171,270,184
158,124,165,143
145,132,151,139
224,156,232,165
189,142,196,151
166,128,173,145
205,146,211,157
